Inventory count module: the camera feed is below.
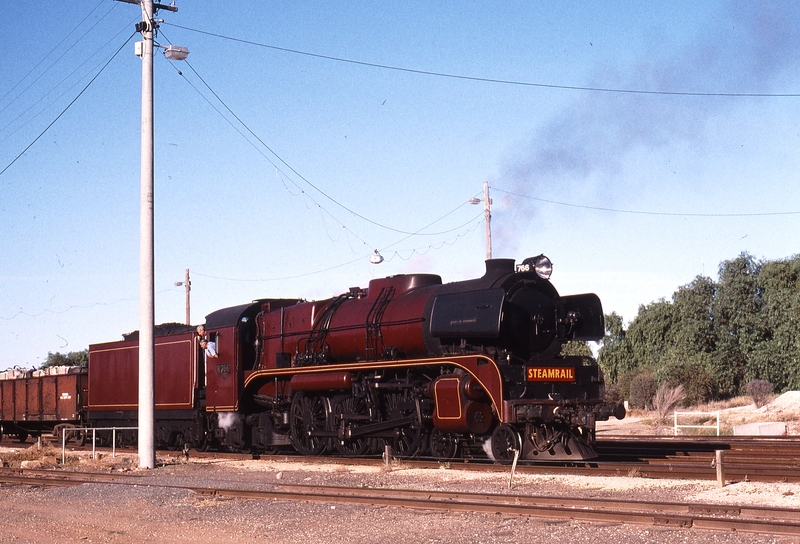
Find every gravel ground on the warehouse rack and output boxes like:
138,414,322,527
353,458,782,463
0,449,798,544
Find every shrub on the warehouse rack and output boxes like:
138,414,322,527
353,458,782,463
653,383,685,424
604,384,624,406
745,379,773,408
614,369,641,402
659,361,716,407
629,372,658,410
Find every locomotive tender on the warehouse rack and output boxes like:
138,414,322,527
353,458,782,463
3,255,625,461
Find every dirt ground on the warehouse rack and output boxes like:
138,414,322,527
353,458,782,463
1,451,799,544
597,390,800,436
0,393,798,543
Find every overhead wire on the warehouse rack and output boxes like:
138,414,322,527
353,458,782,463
0,17,139,146
0,0,117,116
492,187,800,217
153,36,489,284
161,29,471,239
0,31,137,178
157,54,372,249
163,22,800,98
159,28,488,247
193,220,484,284
0,288,177,322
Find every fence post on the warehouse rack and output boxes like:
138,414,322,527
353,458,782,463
383,444,393,467
715,450,726,487
673,411,721,436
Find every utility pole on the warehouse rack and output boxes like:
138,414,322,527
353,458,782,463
470,181,492,260
138,0,157,471
121,0,180,470
174,269,191,325
139,0,156,468
183,268,191,325
482,181,492,261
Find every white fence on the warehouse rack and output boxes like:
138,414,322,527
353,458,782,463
60,426,138,464
673,411,720,436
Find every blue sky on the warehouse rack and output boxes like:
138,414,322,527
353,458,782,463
2,2,799,367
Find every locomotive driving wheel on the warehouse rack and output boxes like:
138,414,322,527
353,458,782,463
384,390,425,457
490,424,521,464
290,393,329,456
331,394,373,457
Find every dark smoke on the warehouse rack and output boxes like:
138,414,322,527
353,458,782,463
496,3,800,251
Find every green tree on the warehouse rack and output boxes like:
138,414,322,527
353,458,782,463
559,341,593,357
711,253,764,396
629,371,658,410
626,299,675,369
597,312,633,383
595,252,800,403
657,275,717,404
42,350,88,369
671,275,716,357
749,255,800,390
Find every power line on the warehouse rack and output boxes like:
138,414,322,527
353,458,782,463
1,17,138,145
0,0,116,115
192,216,483,283
159,28,484,240
0,288,178,322
156,35,489,284
492,187,800,217
0,32,136,178
163,22,800,98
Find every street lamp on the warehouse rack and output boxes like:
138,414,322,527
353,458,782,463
469,181,492,261
121,0,188,469
369,249,384,264
164,45,189,61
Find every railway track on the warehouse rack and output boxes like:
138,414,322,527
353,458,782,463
0,467,798,536
595,436,800,482
232,435,800,482
4,435,800,482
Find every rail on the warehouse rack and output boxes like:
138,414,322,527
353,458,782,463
2,471,798,536
60,426,138,464
673,411,720,436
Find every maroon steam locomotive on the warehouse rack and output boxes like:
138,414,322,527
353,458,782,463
3,255,624,461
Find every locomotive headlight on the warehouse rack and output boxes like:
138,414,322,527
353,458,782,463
533,255,552,279
516,254,553,279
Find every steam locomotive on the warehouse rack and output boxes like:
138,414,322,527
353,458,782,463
1,255,624,461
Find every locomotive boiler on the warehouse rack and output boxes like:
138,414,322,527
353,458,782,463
189,254,624,461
